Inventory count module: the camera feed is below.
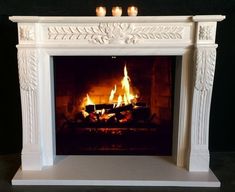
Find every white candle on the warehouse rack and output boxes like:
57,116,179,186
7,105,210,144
112,6,122,17
96,6,106,17
127,6,138,16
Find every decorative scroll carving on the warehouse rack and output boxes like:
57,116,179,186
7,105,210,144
199,26,213,40
194,48,216,91
48,23,184,44
18,49,38,145
19,25,35,41
18,49,38,91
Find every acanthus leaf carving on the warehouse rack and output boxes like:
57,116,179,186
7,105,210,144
18,49,38,91
48,23,184,44
194,48,216,91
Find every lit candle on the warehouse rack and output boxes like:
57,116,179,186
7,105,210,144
96,6,106,17
112,6,122,17
127,6,138,16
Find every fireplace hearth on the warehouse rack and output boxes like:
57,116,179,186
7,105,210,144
9,15,225,187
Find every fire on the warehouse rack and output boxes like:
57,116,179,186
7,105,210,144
108,64,137,107
116,95,123,108
109,84,117,102
86,94,94,105
120,65,136,106
84,64,138,109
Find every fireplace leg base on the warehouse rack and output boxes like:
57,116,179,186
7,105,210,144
12,156,220,187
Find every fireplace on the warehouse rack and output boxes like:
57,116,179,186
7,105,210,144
10,15,225,186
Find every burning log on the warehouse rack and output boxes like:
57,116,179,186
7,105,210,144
99,113,116,122
85,104,114,113
83,100,151,124
108,104,133,114
132,106,151,122
85,105,95,113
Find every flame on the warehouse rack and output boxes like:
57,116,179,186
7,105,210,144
109,84,117,102
86,94,94,105
84,64,138,110
116,95,123,108
101,108,105,115
121,65,136,105
121,65,130,102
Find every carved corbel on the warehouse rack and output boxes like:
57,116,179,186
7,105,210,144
18,49,38,145
188,47,216,171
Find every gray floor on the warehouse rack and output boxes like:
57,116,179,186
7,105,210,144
0,152,234,192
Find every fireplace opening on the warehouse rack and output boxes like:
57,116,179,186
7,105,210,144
54,56,175,155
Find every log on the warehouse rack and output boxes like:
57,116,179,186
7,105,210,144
85,104,114,113
108,104,133,114
132,106,151,122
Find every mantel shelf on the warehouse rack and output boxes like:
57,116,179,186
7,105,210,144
9,15,225,23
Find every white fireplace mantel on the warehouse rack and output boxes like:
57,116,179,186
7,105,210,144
10,15,225,187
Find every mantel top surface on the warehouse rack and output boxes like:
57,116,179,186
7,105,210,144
9,15,225,23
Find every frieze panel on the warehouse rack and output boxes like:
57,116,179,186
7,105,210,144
48,23,184,44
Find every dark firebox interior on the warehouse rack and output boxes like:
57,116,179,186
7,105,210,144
54,56,175,155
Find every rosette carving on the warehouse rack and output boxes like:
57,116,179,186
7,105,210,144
199,26,213,40
19,25,35,41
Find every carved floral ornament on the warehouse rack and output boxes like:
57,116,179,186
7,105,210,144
48,23,184,44
199,25,213,40
19,25,35,41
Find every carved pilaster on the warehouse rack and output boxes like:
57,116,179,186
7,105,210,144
188,47,216,171
18,48,42,170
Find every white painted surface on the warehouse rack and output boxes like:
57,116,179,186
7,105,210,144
12,156,220,187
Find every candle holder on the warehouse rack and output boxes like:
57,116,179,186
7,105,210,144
127,6,138,16
96,6,106,17
112,6,122,17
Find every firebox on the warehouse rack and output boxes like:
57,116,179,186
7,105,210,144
54,56,175,155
